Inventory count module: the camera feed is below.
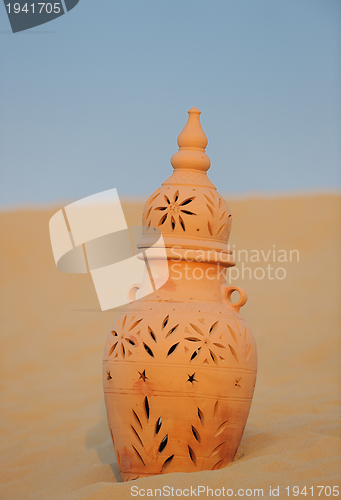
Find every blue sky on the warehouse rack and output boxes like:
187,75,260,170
0,0,340,208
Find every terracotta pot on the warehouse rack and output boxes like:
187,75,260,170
103,108,257,481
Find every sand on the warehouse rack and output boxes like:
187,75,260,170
0,194,340,500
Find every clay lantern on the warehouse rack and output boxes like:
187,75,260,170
103,108,257,481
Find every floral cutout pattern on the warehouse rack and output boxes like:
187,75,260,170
153,190,196,231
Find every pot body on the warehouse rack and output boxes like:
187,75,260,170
103,262,257,481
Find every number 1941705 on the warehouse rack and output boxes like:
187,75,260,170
286,486,339,496
6,3,62,14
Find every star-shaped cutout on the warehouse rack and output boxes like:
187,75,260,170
187,373,198,384
138,370,148,382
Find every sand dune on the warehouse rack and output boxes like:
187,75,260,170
0,194,340,500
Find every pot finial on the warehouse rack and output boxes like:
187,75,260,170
171,107,211,171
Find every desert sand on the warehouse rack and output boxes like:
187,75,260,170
0,194,340,500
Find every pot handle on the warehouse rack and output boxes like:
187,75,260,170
128,283,141,303
221,285,248,313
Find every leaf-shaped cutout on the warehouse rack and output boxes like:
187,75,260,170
212,460,223,470
161,454,174,472
132,410,143,429
164,195,171,204
228,344,239,363
158,435,168,453
171,216,176,230
158,213,168,226
181,210,196,215
190,323,204,336
147,221,151,230
204,194,214,205
122,315,127,328
179,215,186,231
111,330,118,336
208,221,213,235
154,206,167,211
165,324,179,338
209,350,218,364
131,425,144,447
190,347,201,361
219,210,226,220
191,425,201,443
197,407,205,425
173,190,179,202
108,342,118,356
162,316,169,329
143,342,154,357
246,342,252,361
126,338,136,346
206,203,214,216
208,190,215,199
213,400,219,417
155,416,162,435
129,319,143,332
217,224,226,235
228,324,238,344
121,343,125,357
215,420,229,437
188,446,197,465
213,343,225,348
210,442,225,457
148,327,157,342
167,343,179,357
180,197,195,206
144,396,150,419
209,321,218,335
132,445,146,467
145,206,152,219
185,337,201,342
148,192,160,204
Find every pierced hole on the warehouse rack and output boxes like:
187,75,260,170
111,330,118,336
190,347,201,361
215,420,229,437
148,327,157,342
144,397,150,420
158,213,168,226
126,338,136,346
197,407,205,426
212,460,223,470
121,343,125,357
228,214,232,217
188,446,197,465
155,206,168,211
190,323,204,336
173,190,179,202
185,337,201,342
210,442,225,458
107,371,112,380
128,319,143,331
167,343,179,357
161,454,174,472
209,321,218,335
213,343,225,348
155,416,162,435
131,426,144,447
162,316,169,329
181,210,196,215
132,445,146,467
191,425,201,443
143,342,154,357
180,197,195,206
228,344,239,363
158,435,168,453
179,215,186,231
209,350,218,364
108,342,118,356
171,216,175,230
165,324,179,338
132,410,143,429
164,195,171,204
